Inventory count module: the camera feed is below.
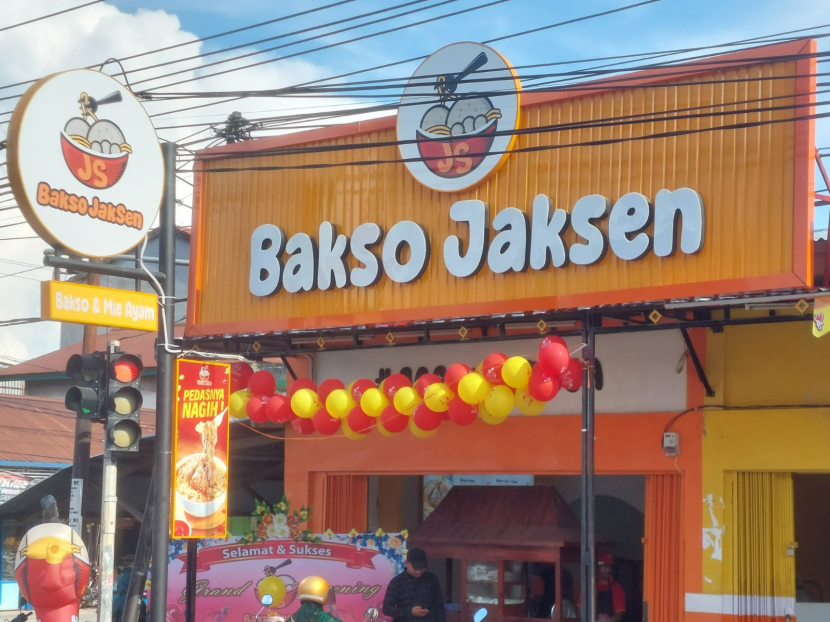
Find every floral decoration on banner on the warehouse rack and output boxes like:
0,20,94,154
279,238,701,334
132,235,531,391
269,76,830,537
225,337,582,439
320,528,409,575
239,495,320,544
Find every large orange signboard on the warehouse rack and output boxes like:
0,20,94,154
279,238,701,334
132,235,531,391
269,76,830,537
187,40,815,337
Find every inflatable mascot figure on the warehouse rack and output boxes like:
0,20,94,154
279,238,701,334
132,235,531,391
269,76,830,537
14,496,90,622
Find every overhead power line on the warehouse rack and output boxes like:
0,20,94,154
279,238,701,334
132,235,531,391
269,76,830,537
0,0,105,34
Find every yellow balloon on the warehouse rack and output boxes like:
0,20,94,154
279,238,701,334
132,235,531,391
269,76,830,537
341,417,368,440
229,390,252,420
515,386,546,416
393,386,421,416
484,384,515,418
257,575,287,605
457,373,491,405
326,389,355,419
502,356,532,389
291,388,321,419
423,383,453,413
479,401,508,425
360,388,389,417
408,414,437,438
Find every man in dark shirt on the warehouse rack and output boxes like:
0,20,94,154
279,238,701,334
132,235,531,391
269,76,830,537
383,548,446,622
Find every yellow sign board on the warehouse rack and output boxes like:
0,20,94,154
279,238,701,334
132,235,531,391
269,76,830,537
41,280,158,331
813,300,830,339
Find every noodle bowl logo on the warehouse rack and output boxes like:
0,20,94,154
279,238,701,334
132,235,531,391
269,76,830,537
397,42,521,193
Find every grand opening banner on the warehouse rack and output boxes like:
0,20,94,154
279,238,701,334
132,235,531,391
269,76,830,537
172,359,231,539
165,532,407,622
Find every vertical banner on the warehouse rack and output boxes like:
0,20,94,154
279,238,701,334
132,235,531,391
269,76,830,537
172,359,231,539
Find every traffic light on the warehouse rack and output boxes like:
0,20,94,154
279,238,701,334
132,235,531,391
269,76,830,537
105,352,143,452
65,352,107,420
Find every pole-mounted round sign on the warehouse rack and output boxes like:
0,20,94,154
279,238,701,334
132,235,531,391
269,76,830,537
397,42,521,193
7,69,164,258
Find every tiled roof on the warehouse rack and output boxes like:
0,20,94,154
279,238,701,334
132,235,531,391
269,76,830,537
0,326,185,380
0,394,155,463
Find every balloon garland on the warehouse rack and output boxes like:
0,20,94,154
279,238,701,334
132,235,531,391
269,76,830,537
227,338,582,439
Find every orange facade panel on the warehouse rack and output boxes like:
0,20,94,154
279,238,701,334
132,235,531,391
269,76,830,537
188,41,815,336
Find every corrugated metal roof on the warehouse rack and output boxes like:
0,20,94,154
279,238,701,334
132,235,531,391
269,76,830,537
0,394,155,463
0,326,185,380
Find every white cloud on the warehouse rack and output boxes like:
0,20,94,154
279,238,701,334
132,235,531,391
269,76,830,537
0,0,370,360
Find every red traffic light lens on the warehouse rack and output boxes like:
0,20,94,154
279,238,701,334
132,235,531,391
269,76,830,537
111,354,142,383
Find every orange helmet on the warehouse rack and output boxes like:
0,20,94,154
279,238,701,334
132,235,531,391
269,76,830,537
298,576,330,604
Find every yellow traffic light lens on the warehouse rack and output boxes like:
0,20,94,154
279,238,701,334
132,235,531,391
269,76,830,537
111,421,139,448
111,388,142,415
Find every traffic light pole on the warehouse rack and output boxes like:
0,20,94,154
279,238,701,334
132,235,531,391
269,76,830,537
98,445,118,622
150,141,177,622
69,271,99,538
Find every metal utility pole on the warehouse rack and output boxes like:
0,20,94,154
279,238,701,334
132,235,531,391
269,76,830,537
98,341,120,622
580,315,597,622
70,270,100,538
150,141,177,622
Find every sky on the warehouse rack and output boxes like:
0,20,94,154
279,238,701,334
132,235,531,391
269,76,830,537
0,0,829,361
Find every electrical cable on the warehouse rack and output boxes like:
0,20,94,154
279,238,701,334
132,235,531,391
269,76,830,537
190,92,830,163
0,0,362,94
183,108,830,175
135,0,513,93
0,0,105,34
125,0,439,80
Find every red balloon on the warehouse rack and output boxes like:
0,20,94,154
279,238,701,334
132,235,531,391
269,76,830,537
447,398,478,425
444,363,471,393
414,373,442,398
265,394,292,423
382,374,412,398
229,362,254,394
380,404,409,433
413,402,442,431
318,378,345,402
347,406,375,434
528,366,561,402
248,370,277,396
559,358,583,392
312,409,342,435
540,335,567,350
351,378,376,401
481,353,508,385
291,415,315,435
289,378,318,398
246,394,270,423
538,342,570,376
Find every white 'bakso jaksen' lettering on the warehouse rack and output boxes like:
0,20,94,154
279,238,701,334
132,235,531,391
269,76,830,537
487,207,529,274
350,223,383,287
247,187,705,296
382,221,430,284
317,222,350,290
529,194,569,270
444,200,489,278
249,224,285,297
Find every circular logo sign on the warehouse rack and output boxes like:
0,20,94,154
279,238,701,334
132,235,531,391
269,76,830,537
397,42,521,193
7,70,163,258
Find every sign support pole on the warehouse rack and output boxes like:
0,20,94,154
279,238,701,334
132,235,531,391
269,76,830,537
185,539,198,622
69,272,100,538
150,140,177,622
579,314,597,622
98,445,118,622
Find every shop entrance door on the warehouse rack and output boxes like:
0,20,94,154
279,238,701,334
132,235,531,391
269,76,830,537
793,474,830,621
643,474,682,622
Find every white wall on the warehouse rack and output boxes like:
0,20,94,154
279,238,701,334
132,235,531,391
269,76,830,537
313,331,688,415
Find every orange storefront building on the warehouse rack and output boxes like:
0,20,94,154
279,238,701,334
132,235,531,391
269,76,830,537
184,39,830,621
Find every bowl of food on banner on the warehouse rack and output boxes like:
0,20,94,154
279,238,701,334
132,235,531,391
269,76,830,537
60,115,132,189
415,97,501,179
174,453,227,518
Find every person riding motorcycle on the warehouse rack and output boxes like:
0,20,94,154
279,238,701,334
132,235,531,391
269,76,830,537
288,576,341,622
